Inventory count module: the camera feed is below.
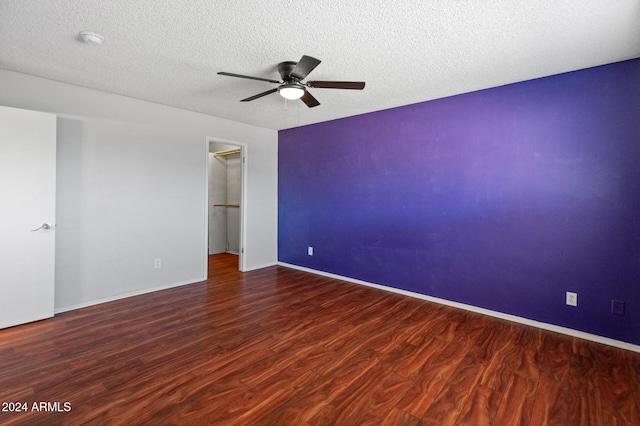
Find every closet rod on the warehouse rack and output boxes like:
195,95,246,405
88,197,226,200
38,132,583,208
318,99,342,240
213,203,240,208
214,149,241,157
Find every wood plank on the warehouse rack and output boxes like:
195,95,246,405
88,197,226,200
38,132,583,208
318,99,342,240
395,339,469,418
382,407,420,425
529,374,569,425
420,352,486,425
455,383,501,425
538,331,573,381
593,344,640,424
493,373,538,425
567,350,604,425
339,373,413,425
307,360,392,425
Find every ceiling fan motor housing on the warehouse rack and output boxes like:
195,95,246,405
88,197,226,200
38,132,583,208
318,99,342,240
278,61,299,82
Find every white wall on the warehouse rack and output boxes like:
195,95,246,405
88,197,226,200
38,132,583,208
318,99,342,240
0,70,278,312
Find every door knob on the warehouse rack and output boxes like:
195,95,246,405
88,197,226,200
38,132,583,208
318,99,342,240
30,223,52,232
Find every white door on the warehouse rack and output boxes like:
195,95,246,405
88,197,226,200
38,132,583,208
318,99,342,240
0,105,56,329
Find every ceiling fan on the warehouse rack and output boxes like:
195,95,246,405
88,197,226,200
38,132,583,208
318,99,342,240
217,55,365,108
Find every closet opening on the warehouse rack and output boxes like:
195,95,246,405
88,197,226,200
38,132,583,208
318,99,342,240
207,139,246,272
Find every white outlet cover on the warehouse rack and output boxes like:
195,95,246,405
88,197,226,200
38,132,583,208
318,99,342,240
307,247,313,256
566,291,577,306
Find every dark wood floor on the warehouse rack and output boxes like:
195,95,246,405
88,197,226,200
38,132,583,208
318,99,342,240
1,253,639,425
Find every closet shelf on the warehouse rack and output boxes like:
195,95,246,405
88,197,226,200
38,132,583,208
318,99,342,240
214,149,241,157
213,203,240,208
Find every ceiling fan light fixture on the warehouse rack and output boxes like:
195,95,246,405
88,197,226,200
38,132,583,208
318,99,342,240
279,84,305,100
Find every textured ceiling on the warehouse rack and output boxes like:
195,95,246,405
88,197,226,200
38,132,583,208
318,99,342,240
1,1,639,130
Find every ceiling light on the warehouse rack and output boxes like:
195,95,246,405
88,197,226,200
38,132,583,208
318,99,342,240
278,84,305,100
79,31,104,45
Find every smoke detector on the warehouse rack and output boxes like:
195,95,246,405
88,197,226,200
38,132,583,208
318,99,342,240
79,31,104,45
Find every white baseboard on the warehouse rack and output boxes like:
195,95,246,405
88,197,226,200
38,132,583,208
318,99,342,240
54,276,206,314
244,261,278,272
278,262,640,354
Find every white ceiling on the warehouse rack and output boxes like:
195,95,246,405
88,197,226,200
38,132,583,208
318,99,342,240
1,1,639,130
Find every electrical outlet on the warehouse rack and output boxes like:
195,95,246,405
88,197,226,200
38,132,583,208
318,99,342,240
307,246,313,256
566,291,577,307
611,300,625,315
154,258,162,269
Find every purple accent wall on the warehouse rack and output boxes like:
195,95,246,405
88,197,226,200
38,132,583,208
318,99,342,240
278,59,640,345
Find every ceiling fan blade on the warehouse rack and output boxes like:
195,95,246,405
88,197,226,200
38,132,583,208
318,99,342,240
290,55,321,80
300,90,320,108
306,81,365,90
240,88,278,102
218,72,281,84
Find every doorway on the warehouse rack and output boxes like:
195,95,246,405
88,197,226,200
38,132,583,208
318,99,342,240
207,138,246,272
